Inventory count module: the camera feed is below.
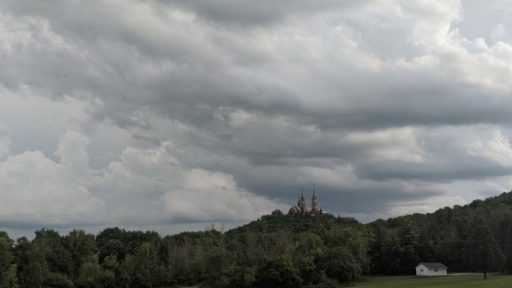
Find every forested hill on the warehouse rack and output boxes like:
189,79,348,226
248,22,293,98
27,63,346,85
1,191,512,288
368,190,512,275
223,190,512,277
226,210,362,235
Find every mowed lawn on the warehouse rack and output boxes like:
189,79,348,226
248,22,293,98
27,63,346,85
355,275,512,288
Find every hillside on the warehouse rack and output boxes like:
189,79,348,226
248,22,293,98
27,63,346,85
226,210,361,235
224,190,512,278
367,190,512,275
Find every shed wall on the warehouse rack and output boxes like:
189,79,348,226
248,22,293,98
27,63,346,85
415,264,447,276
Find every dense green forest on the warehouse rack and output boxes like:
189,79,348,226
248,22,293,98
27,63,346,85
1,191,512,287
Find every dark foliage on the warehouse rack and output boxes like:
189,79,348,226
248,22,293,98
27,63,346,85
368,190,512,278
3,190,512,287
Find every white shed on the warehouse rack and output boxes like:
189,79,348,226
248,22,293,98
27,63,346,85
415,262,448,276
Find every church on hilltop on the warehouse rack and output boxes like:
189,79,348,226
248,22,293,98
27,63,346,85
288,190,323,216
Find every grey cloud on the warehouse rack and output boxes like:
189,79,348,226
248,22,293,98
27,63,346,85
3,0,512,131
0,0,512,231
164,0,367,26
230,170,445,215
355,159,512,182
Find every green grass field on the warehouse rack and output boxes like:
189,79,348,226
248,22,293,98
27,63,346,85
177,275,512,288
355,275,512,288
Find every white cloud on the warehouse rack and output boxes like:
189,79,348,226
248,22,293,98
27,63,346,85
467,129,512,166
491,24,507,42
0,125,9,160
162,169,278,222
0,149,106,226
0,131,280,228
55,131,91,178
95,142,279,224
0,86,95,156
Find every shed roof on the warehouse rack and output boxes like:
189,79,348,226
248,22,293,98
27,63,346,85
416,262,448,270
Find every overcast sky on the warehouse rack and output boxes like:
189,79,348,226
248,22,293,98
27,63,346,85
1,0,512,236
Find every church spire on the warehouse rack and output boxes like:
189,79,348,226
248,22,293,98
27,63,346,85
288,188,323,216
299,188,306,212
312,189,319,212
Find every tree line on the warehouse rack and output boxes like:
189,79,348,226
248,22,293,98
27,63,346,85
369,191,512,279
1,191,512,287
0,213,370,288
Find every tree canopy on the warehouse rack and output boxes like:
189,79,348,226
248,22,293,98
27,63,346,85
2,190,512,287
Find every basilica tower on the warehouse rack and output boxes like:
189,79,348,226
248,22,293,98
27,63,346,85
311,190,319,212
299,190,306,213
288,189,323,216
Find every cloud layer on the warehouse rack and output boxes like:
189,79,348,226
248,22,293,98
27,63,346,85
1,0,512,233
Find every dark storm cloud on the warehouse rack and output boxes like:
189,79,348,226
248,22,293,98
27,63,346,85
0,0,512,231
2,0,511,131
165,0,367,26
355,159,512,182
236,177,444,215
